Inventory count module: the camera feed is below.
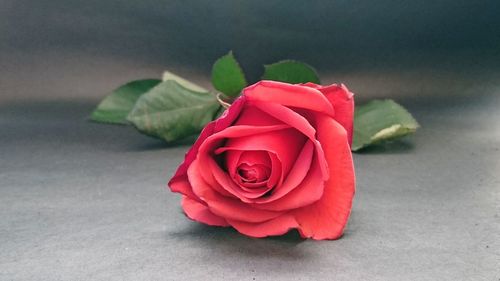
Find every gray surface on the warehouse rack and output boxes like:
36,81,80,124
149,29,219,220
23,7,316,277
1,95,499,280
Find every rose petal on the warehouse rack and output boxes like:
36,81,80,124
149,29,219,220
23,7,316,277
226,149,280,190
224,149,244,179
240,164,269,182
226,214,299,238
194,154,235,199
188,159,285,223
208,156,270,200
293,116,355,240
181,196,229,226
200,124,291,154
252,101,329,181
260,140,314,201
223,149,271,186
197,124,290,199
267,152,282,188
169,177,199,201
217,128,306,179
233,105,282,126
236,163,270,186
253,156,324,211
244,80,335,117
252,145,324,211
310,83,354,145
236,151,272,167
250,141,324,211
168,96,246,196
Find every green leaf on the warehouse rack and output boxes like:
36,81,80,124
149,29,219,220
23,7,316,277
127,80,221,142
262,60,320,84
90,79,161,124
352,99,419,151
211,51,247,97
162,71,207,93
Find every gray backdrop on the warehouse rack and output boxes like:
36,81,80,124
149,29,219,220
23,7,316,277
1,0,499,102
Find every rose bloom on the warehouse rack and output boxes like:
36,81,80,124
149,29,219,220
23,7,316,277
168,80,355,240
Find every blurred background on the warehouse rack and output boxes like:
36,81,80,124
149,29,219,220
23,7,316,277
1,0,499,103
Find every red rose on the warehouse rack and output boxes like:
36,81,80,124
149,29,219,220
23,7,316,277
168,80,355,240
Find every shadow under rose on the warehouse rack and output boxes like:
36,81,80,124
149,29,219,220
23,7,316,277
167,222,310,260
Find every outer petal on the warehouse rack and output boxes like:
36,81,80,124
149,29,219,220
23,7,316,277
303,83,354,145
233,105,282,126
243,80,335,117
169,178,199,202
181,196,229,226
293,115,355,240
227,214,299,238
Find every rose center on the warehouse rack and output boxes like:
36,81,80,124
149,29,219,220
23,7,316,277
237,163,270,184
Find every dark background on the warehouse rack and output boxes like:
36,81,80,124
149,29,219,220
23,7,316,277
1,0,499,102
